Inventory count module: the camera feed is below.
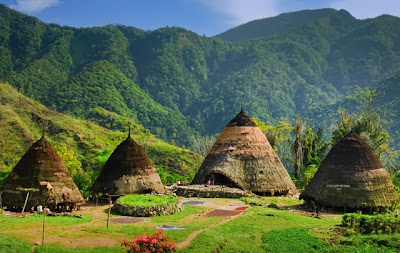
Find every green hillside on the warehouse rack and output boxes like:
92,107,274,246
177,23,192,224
1,4,400,146
0,83,203,193
216,8,340,42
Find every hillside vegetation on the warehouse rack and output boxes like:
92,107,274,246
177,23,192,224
1,4,400,147
0,83,203,193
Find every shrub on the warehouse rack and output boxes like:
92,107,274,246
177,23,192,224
342,212,400,234
121,230,176,253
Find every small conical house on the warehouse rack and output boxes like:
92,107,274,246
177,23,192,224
92,132,164,195
192,109,295,195
0,136,84,211
300,131,399,211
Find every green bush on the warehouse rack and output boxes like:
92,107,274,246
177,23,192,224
342,212,400,234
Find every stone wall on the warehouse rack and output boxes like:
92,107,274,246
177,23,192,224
112,199,183,217
175,185,254,198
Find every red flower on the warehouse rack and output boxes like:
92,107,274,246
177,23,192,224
121,231,176,253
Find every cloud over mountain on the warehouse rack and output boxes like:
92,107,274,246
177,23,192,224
10,0,60,13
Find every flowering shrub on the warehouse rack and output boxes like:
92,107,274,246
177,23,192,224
121,230,176,253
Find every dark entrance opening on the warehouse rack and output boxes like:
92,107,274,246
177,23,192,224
205,173,241,189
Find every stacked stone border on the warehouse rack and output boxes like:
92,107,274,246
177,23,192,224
112,198,183,217
175,185,254,198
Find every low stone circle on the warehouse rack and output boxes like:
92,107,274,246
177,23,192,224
112,198,183,217
175,185,254,198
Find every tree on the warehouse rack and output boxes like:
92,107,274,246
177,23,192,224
332,86,390,158
293,120,303,180
253,117,293,169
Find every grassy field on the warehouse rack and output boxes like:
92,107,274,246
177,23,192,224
0,197,400,252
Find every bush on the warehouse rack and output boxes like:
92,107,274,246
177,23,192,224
121,230,176,253
342,212,400,234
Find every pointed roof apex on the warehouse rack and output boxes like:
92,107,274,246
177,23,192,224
343,129,360,140
227,109,256,127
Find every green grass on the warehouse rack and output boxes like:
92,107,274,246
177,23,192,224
183,206,340,252
35,244,125,253
118,194,179,207
0,213,92,227
241,196,303,207
263,227,326,252
0,234,32,253
262,227,399,253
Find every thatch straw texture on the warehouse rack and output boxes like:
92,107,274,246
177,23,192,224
92,136,164,195
192,110,295,195
300,131,399,210
0,136,84,210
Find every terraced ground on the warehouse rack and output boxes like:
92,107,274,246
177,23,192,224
0,197,399,252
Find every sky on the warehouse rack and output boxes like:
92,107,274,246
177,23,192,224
0,0,399,36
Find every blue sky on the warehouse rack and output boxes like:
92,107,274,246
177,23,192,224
1,0,399,35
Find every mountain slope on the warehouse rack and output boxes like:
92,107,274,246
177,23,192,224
0,83,203,192
216,8,339,42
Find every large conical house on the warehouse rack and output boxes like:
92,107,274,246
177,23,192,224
300,131,399,211
0,136,84,211
192,109,295,195
92,131,164,195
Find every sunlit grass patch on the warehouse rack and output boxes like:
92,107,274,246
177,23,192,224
0,213,92,228
0,234,32,253
118,194,179,207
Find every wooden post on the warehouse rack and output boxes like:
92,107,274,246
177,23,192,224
21,192,29,213
0,191,3,210
96,195,98,207
106,196,112,228
42,210,46,245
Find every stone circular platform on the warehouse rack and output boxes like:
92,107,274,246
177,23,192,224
175,185,254,198
112,197,183,217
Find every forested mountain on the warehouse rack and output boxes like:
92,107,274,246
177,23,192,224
1,4,400,148
0,83,203,192
217,8,339,42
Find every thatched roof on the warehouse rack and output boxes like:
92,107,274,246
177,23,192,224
0,136,84,209
192,110,295,195
300,131,399,210
92,134,164,195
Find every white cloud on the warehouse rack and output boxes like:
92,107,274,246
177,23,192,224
10,0,60,14
330,0,400,19
198,0,279,26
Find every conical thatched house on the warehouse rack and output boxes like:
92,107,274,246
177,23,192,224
0,136,84,211
192,109,295,195
92,132,164,195
300,131,399,212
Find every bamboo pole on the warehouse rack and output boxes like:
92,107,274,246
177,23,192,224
21,192,29,213
42,210,46,245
